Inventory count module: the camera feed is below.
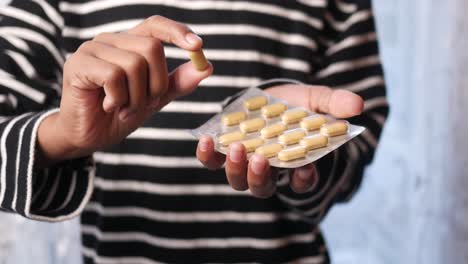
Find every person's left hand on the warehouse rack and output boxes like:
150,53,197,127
196,84,364,198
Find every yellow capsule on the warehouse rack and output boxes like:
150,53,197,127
278,129,306,145
241,138,264,153
281,109,308,124
261,103,287,118
278,146,307,161
255,143,284,158
222,111,247,126
243,96,268,111
300,135,328,151
189,50,208,71
300,115,327,131
260,122,287,139
219,131,245,146
320,121,349,137
240,118,266,133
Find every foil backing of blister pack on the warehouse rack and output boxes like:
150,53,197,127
191,87,366,168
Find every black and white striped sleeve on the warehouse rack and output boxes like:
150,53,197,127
275,0,389,223
0,0,94,222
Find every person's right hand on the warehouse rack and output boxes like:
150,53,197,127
38,16,213,165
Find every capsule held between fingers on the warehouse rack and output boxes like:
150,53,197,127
278,146,307,161
278,129,306,145
260,122,287,139
255,143,284,158
261,103,287,118
189,50,209,71
244,96,268,111
219,131,245,146
222,111,247,126
281,109,308,124
320,121,349,137
241,138,264,153
300,135,328,151
240,118,266,133
300,115,327,131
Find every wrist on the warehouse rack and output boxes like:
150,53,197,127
37,111,90,167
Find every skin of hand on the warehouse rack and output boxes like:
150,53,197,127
196,84,364,198
37,16,213,166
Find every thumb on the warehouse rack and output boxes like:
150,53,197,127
151,61,213,112
168,60,213,99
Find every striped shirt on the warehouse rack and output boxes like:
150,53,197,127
0,0,389,263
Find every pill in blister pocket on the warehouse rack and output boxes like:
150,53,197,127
278,129,307,145
189,50,209,71
241,138,264,153
255,143,284,158
320,121,349,137
244,96,268,111
219,131,245,146
260,122,287,139
240,118,266,133
278,146,307,161
300,115,327,131
222,111,247,126
261,103,287,118
281,109,308,124
300,135,328,151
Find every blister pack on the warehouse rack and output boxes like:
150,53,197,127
191,86,365,168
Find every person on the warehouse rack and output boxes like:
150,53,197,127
0,0,388,263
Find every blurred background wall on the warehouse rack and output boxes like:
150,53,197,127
1,0,468,263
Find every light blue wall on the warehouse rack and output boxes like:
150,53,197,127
323,0,468,263
1,0,468,263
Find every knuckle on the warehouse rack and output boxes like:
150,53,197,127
63,53,81,75
147,15,164,24
77,40,94,52
105,65,125,84
179,23,192,34
141,38,163,56
94,32,112,41
125,54,147,74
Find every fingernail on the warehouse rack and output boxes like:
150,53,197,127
119,108,137,121
103,97,115,112
186,32,202,46
229,143,244,163
146,97,160,110
251,155,266,175
199,138,210,152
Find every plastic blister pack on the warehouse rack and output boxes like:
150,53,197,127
191,86,365,168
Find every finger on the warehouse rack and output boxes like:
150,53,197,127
78,41,148,120
309,87,364,118
225,143,248,191
128,15,203,51
64,52,126,113
196,136,225,170
94,33,169,100
155,61,213,111
290,164,318,193
247,154,276,198
266,85,364,118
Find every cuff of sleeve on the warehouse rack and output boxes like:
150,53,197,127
275,152,337,222
13,109,95,222
276,152,335,201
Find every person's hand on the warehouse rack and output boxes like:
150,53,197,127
38,16,213,165
196,84,363,198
